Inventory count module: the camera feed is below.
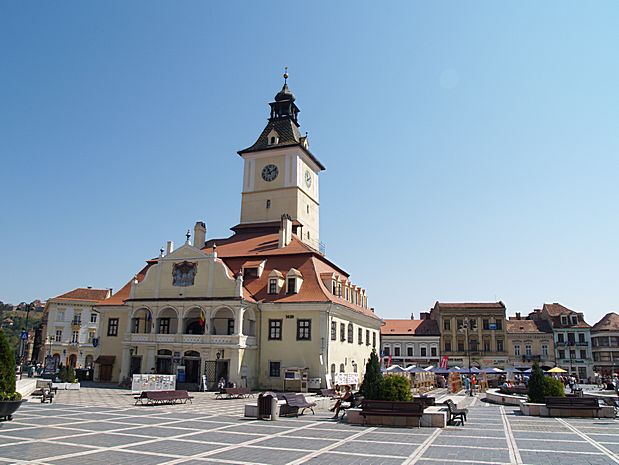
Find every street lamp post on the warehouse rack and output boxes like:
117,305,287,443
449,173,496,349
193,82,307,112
459,321,470,370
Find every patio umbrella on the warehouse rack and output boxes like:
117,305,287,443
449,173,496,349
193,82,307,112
469,367,481,374
383,365,406,373
405,366,426,373
430,367,449,375
547,367,567,373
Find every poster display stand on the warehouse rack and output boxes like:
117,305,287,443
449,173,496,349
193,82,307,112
131,374,176,394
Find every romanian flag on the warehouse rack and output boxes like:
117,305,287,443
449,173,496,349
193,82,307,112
198,310,205,327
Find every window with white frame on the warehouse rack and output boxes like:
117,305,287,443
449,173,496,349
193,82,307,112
525,344,532,356
55,329,62,342
407,346,413,357
71,331,79,343
542,344,548,356
90,312,97,323
514,344,521,356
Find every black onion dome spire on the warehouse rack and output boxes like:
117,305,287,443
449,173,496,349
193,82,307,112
269,68,299,125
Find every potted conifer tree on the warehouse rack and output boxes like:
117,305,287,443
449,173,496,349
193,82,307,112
0,329,24,421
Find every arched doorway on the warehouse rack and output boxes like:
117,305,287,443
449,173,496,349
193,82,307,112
68,354,77,368
183,350,201,385
184,308,205,335
84,355,93,369
156,349,173,374
131,308,153,334
210,307,235,335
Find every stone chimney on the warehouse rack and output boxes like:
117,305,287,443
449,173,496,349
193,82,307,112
419,312,430,320
516,312,521,320
166,240,174,255
194,221,206,248
278,214,293,248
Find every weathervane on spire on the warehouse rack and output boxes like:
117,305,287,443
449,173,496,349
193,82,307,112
283,66,288,84
185,229,191,244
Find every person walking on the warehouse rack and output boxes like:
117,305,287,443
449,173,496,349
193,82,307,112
464,375,471,395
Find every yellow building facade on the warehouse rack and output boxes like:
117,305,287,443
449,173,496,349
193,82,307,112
94,76,382,390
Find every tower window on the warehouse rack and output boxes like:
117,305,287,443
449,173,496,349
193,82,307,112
307,231,310,240
266,199,271,209
270,136,276,144
306,205,310,214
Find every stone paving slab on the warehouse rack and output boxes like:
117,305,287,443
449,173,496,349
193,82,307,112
2,387,619,465
206,446,309,465
50,450,174,465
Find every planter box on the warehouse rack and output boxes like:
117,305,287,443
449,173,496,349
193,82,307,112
0,400,25,421
52,383,80,390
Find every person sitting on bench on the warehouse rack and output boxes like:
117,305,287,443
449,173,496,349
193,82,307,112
330,385,353,419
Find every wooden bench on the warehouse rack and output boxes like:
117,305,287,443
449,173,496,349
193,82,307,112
443,399,468,425
545,396,601,417
320,388,338,398
134,390,193,406
214,387,253,399
413,396,436,408
280,393,317,417
360,400,425,425
31,380,55,403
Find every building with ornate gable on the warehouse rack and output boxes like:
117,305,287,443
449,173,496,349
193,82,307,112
94,75,382,390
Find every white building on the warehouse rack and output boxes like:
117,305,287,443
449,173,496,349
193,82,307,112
380,313,440,368
43,287,111,369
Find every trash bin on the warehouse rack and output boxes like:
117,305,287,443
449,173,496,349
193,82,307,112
257,392,279,420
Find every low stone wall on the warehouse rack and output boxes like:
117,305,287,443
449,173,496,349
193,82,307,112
484,388,526,406
346,406,447,428
520,402,615,418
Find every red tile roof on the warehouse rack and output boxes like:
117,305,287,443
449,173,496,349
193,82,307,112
96,264,152,307
381,319,440,336
54,288,111,302
435,302,506,309
97,232,379,320
541,303,591,328
592,312,619,332
505,319,551,334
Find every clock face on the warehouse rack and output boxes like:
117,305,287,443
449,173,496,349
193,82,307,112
304,170,312,188
261,164,279,182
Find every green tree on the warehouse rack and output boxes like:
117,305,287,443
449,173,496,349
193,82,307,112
527,363,545,403
360,348,384,400
0,329,21,401
381,375,412,401
543,377,565,398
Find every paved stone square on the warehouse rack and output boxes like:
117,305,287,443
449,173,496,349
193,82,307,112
0,387,618,464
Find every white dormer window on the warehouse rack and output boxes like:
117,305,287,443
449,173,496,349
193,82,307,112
268,269,284,294
286,268,303,295
267,129,279,146
561,315,568,325
571,315,578,325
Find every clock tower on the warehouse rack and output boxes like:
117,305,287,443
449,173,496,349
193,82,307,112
237,72,325,250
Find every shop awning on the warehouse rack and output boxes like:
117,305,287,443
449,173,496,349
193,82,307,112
94,355,116,365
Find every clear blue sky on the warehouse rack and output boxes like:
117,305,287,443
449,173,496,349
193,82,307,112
1,2,617,323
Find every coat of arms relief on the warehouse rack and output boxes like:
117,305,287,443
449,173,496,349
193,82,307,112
172,261,197,287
